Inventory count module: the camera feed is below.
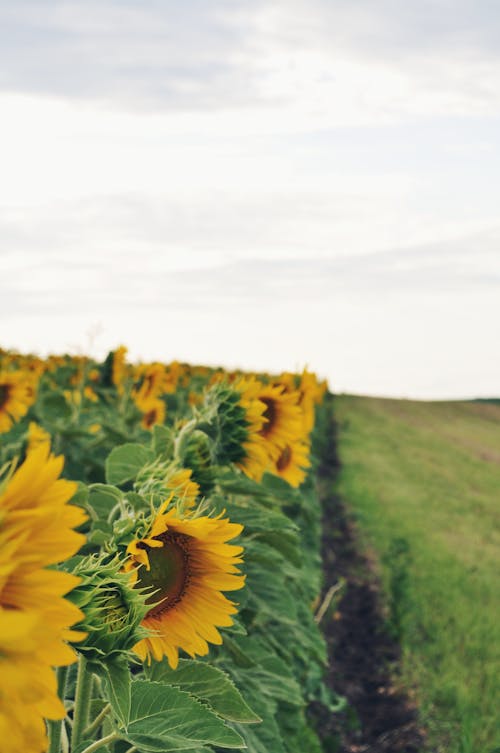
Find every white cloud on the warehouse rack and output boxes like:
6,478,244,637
1,1,499,397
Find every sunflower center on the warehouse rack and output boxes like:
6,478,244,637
142,408,157,428
276,445,292,471
0,384,11,409
260,398,277,437
139,533,190,617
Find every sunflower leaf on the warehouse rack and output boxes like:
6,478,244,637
38,392,72,422
91,658,131,727
152,424,175,457
105,443,154,486
121,680,245,751
88,483,123,521
147,658,261,723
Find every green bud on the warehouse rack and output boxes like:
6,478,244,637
67,554,150,660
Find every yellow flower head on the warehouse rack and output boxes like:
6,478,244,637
140,398,166,430
0,371,33,434
126,503,245,669
0,443,87,750
27,421,51,452
272,440,311,488
112,346,128,394
255,383,303,459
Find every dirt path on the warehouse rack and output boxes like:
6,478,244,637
315,406,427,753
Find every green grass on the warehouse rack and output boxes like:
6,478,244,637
334,395,500,753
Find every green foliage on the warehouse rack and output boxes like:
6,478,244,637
121,680,245,751
335,394,500,753
382,536,413,641
93,658,131,726
148,658,261,723
105,443,154,485
0,349,332,753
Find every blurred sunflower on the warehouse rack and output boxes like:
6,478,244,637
140,398,166,430
126,502,245,669
27,421,51,452
255,383,303,459
133,363,167,406
272,440,311,488
0,371,32,433
112,346,128,394
205,377,269,481
0,443,87,750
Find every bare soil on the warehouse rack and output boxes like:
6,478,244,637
313,405,428,753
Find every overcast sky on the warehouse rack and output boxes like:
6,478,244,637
1,0,499,398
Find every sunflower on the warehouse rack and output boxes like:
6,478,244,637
255,383,303,459
272,439,311,488
0,443,87,750
213,377,270,482
27,421,51,452
112,346,128,394
132,363,168,406
296,370,327,434
126,502,245,669
0,609,58,753
140,398,166,430
0,371,33,433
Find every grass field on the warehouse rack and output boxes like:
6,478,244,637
333,396,500,753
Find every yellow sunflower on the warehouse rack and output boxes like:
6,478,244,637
133,363,167,407
272,440,311,488
296,369,327,434
112,346,128,394
232,377,272,481
27,421,51,452
0,443,87,750
0,371,32,433
140,398,166,430
126,502,245,669
255,383,303,459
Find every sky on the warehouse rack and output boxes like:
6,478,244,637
1,0,499,398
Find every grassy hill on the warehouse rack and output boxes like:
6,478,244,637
333,396,500,753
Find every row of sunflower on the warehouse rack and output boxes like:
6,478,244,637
0,347,340,753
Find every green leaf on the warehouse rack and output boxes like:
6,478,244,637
148,658,261,723
256,530,301,566
91,659,131,727
71,741,95,753
105,444,154,486
261,471,302,500
231,689,285,753
87,520,113,546
122,680,245,751
124,491,148,512
224,638,303,707
70,482,89,510
88,483,123,521
152,424,174,457
38,393,72,421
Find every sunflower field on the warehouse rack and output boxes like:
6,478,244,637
0,346,340,753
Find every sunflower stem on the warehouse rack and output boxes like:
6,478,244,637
47,666,69,753
72,654,94,749
61,720,70,753
78,732,119,753
83,703,111,737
